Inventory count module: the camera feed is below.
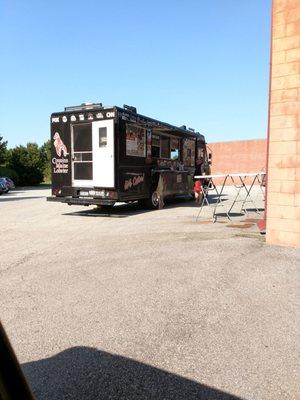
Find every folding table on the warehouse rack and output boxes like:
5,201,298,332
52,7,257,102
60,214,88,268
194,174,230,222
228,172,266,215
194,172,266,222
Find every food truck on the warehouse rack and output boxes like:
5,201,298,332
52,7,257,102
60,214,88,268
47,103,211,209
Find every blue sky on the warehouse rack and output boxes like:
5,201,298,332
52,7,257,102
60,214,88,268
0,0,271,148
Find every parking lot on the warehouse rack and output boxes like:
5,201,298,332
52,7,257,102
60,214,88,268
1,187,299,400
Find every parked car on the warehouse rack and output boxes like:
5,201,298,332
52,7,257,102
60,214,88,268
0,177,15,193
4,177,15,190
0,180,6,195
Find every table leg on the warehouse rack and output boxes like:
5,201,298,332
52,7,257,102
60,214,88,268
212,175,231,222
227,175,244,214
241,175,260,214
196,181,210,221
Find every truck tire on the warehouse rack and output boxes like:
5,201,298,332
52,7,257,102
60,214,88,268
143,191,164,210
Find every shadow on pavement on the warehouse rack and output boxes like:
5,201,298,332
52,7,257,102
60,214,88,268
62,196,235,219
168,195,229,206
0,190,25,195
63,198,196,218
63,202,150,218
22,347,244,400
205,194,229,204
242,208,264,213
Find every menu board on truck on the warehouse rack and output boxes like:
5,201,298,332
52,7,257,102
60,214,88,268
126,124,146,157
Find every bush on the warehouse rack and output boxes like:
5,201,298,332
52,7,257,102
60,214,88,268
40,139,51,183
8,143,47,186
0,136,8,165
0,166,19,185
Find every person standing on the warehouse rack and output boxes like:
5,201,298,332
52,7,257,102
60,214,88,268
194,178,203,204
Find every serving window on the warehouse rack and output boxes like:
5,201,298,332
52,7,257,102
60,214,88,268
126,124,146,157
151,133,181,160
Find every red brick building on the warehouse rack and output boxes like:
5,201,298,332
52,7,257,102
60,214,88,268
208,139,267,175
265,0,300,247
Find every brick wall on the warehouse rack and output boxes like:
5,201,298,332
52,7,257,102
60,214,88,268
208,139,267,176
266,0,300,247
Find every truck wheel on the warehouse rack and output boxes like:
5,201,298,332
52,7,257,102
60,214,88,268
144,191,164,209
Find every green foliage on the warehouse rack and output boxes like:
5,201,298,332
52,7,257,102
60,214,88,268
0,136,8,164
8,143,47,186
0,135,52,186
40,139,51,183
0,166,19,185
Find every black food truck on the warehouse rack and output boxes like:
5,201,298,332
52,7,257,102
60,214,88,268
47,103,211,209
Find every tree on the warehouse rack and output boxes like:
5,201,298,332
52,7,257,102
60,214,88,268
0,136,8,165
40,139,51,183
8,143,47,186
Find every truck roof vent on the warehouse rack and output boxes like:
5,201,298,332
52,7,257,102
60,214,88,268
64,102,103,112
180,125,187,130
123,104,137,113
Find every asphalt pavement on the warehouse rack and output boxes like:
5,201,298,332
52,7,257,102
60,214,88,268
0,187,299,400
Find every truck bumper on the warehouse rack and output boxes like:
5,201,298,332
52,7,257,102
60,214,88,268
47,196,115,206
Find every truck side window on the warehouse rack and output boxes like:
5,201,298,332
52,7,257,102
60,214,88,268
161,136,170,159
170,138,180,160
152,134,160,158
197,146,204,160
99,127,107,147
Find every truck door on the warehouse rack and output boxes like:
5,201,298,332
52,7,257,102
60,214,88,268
92,119,114,188
71,119,115,188
72,123,93,187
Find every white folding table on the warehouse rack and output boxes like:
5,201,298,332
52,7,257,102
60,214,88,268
228,172,266,214
194,174,230,222
195,172,266,222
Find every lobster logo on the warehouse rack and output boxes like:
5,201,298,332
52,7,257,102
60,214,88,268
53,132,69,157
